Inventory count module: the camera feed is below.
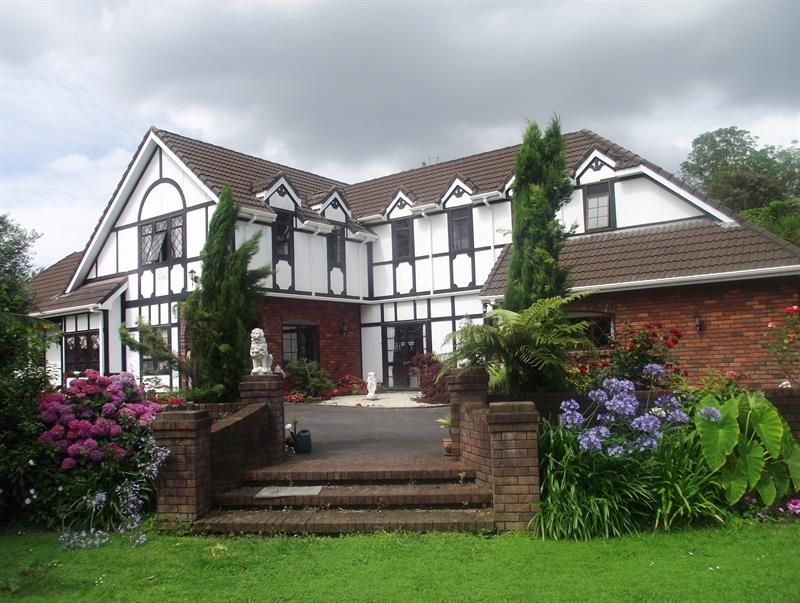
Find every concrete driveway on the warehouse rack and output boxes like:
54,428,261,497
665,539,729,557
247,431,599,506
284,403,448,459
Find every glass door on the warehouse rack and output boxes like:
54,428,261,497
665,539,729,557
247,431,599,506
384,322,425,389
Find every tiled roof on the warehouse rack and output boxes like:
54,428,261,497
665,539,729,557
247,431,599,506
31,252,126,315
480,219,800,298
153,128,344,213
342,130,645,219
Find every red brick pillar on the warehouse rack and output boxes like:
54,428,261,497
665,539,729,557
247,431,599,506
487,402,540,531
239,374,287,465
446,369,489,458
153,409,212,526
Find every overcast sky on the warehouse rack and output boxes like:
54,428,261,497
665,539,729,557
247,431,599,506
1,0,798,268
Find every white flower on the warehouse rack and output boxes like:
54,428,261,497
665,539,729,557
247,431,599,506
28,459,35,466
29,488,36,494
779,380,792,388
24,498,31,505
285,423,293,430
650,407,666,418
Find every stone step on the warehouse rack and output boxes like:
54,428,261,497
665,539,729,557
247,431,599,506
196,508,495,535
215,482,491,509
245,457,474,485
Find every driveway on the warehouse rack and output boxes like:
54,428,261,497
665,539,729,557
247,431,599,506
284,403,447,459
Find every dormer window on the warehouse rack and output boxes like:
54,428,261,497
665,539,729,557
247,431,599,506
585,182,613,231
328,225,345,268
449,207,473,252
392,218,413,261
141,215,183,265
273,211,293,259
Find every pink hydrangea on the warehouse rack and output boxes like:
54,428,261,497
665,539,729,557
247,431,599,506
61,457,76,471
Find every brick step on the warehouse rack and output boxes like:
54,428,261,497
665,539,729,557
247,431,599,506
196,508,495,535
215,482,491,509
245,458,473,484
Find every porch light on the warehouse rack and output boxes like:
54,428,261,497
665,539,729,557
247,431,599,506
694,313,704,332
339,321,348,337
189,269,199,284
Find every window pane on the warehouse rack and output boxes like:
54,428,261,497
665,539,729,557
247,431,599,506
170,226,183,258
393,220,412,259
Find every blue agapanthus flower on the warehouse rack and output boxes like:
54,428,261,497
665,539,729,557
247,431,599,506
642,363,666,380
631,414,662,434
697,406,722,423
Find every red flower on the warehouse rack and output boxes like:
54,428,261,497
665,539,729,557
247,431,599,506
665,340,674,348
579,366,588,375
784,305,800,315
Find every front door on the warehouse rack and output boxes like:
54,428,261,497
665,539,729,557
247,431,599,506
384,322,426,389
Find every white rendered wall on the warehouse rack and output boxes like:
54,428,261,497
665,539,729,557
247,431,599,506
614,178,703,227
372,224,391,262
186,207,206,259
361,326,383,383
107,298,123,374
373,264,393,297
429,214,448,254
139,182,183,221
430,321,453,355
96,233,117,277
160,151,213,208
45,340,61,385
118,153,160,226
117,228,137,272
559,190,585,233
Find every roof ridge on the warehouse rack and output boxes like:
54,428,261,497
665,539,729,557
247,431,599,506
345,141,525,189
152,127,346,188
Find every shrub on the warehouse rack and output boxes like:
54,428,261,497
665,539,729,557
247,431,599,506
766,304,800,386
325,374,368,398
14,370,168,547
570,322,685,391
532,369,724,540
285,360,334,398
410,353,448,403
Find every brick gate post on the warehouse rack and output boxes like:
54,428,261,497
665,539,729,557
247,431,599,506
239,374,287,464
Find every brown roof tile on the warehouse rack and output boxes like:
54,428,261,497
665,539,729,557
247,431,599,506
31,252,126,315
481,219,800,297
153,129,344,211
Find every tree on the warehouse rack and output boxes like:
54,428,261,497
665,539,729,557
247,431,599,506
0,215,53,516
442,294,590,396
503,117,573,311
181,185,271,401
741,199,800,248
680,127,800,212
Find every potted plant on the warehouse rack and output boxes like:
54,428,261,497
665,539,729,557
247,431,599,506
285,416,312,454
436,416,453,456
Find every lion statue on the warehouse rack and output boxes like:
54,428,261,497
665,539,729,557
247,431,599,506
250,328,273,375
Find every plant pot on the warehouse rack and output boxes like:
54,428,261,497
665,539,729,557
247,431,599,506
294,429,312,454
442,436,453,456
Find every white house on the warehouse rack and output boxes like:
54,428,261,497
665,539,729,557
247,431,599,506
31,127,800,390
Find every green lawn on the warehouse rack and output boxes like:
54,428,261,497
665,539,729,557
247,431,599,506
1,523,798,602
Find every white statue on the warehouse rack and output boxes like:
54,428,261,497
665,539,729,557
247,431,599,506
366,371,378,400
250,328,273,375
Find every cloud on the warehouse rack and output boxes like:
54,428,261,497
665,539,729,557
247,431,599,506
1,0,798,268
0,147,133,268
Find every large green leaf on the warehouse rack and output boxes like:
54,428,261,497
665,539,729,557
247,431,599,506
766,462,790,499
755,473,777,507
786,444,800,490
695,398,739,472
746,393,784,459
737,438,765,489
721,461,748,506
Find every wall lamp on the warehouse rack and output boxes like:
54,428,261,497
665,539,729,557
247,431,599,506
188,269,199,284
339,321,348,337
694,313,704,332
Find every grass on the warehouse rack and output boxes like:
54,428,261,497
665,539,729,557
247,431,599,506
1,522,798,602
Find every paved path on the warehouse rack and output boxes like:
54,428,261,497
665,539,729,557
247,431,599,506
284,401,448,459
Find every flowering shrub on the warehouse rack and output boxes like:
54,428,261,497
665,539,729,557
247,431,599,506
285,360,334,398
17,370,169,547
533,367,724,540
766,304,800,386
409,353,449,403
570,323,684,391
324,374,368,398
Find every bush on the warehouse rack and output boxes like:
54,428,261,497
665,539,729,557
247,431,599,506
409,353,448,403
532,369,725,540
9,370,169,548
326,374,368,398
285,360,334,398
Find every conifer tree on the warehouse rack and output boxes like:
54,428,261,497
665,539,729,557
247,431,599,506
182,185,270,400
503,117,573,311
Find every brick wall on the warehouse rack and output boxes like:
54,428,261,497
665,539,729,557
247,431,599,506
448,370,540,531
573,277,799,389
257,297,362,380
153,375,287,525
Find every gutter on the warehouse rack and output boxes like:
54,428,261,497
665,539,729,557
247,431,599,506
31,303,101,319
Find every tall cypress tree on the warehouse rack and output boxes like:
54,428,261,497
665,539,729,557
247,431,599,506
182,185,271,400
503,117,573,311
